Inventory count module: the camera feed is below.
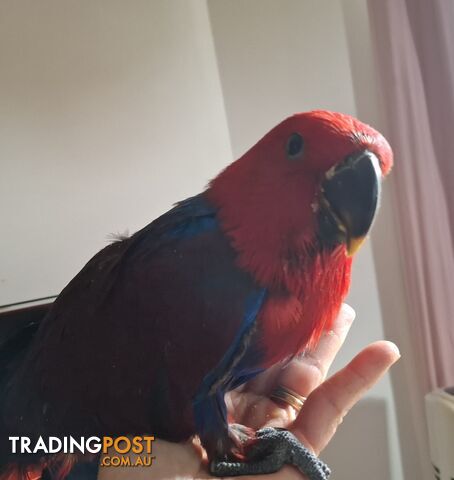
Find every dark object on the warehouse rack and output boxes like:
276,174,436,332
211,428,330,479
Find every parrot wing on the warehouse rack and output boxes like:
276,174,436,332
1,194,267,454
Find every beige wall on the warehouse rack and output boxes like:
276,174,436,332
1,1,405,478
0,0,232,305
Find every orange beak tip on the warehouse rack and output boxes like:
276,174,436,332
346,236,366,257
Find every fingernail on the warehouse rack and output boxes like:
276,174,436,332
340,303,356,325
386,341,401,359
390,342,401,358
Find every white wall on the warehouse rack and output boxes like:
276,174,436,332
0,0,232,305
207,1,403,478
0,1,404,478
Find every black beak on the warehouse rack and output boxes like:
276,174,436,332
317,150,382,256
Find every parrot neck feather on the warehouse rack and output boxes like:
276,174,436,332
206,164,323,290
205,173,352,361
258,247,352,365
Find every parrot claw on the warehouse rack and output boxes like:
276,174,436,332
210,427,331,480
229,423,256,447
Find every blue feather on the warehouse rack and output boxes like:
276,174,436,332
193,288,267,438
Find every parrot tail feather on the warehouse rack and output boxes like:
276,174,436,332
0,463,44,480
0,302,51,384
0,303,51,479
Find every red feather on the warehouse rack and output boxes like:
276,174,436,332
207,110,392,363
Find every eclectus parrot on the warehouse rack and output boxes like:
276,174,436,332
0,111,393,480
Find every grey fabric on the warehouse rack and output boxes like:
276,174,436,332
210,427,330,479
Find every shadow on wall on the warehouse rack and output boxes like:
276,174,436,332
321,398,391,479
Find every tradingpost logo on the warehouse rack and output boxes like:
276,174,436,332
9,436,156,467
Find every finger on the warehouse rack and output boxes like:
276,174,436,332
291,340,400,455
276,303,356,397
244,304,355,429
245,303,356,397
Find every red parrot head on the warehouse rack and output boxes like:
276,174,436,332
207,110,393,285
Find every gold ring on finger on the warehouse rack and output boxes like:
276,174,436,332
269,385,307,412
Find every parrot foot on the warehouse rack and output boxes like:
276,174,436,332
210,427,330,480
229,423,256,448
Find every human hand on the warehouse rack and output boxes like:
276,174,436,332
98,304,400,480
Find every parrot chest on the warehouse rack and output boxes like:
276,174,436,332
257,250,351,367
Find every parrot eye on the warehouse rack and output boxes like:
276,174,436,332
286,133,304,160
